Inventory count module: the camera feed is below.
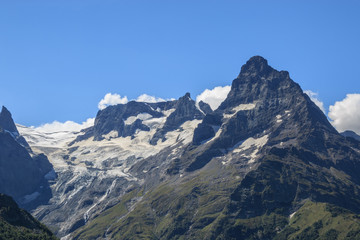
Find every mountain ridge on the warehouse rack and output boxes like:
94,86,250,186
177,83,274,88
0,107,55,210
71,56,360,239
9,56,360,239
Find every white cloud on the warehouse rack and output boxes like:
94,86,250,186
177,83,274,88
98,93,129,110
196,85,231,110
304,90,325,113
135,94,168,103
34,118,95,133
328,94,360,134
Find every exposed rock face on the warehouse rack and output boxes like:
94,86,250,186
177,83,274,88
0,106,31,150
198,100,213,114
0,106,18,133
26,94,205,237
17,56,360,239
150,93,205,145
0,107,54,210
93,101,166,140
71,56,360,240
188,55,336,171
88,93,205,144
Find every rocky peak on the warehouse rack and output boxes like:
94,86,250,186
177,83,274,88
189,56,337,171
172,92,203,118
0,115,54,209
150,93,205,145
221,57,294,110
0,106,18,134
93,101,164,141
238,55,272,77
0,106,31,150
198,101,212,115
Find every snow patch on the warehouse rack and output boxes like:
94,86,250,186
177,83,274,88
124,113,153,125
223,103,256,119
231,135,269,163
102,130,118,140
289,211,297,219
142,108,176,129
16,121,93,149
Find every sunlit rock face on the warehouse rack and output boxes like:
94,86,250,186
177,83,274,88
16,56,360,239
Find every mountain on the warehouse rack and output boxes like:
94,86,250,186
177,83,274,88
341,130,360,141
0,106,55,210
13,56,360,239
0,106,31,150
23,93,208,237
68,56,360,239
0,193,57,240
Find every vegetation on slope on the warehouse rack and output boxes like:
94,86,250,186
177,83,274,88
0,194,57,240
73,145,360,240
275,201,360,240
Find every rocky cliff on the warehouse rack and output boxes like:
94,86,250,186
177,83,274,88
71,56,360,239
0,107,54,210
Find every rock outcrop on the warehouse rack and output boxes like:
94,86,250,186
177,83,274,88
0,107,54,210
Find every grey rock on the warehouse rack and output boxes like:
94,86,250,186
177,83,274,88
93,101,163,141
188,55,336,171
0,107,54,210
150,93,205,145
198,101,212,114
0,106,31,150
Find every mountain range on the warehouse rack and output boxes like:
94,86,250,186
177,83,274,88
1,56,360,239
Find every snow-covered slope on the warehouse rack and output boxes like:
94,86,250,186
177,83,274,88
17,124,82,154
17,98,203,238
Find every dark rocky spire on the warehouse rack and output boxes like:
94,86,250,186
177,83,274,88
0,106,18,133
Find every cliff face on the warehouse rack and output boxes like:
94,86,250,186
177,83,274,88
71,56,360,240
0,107,54,210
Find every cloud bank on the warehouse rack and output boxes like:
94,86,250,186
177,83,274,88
96,90,360,136
196,86,231,110
34,118,95,133
135,94,169,103
98,93,129,110
304,90,325,113
328,94,360,135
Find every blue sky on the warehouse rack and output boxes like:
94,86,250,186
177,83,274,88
1,1,360,127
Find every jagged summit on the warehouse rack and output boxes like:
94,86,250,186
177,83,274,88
0,107,54,209
190,56,337,170
0,106,31,150
238,55,272,76
149,92,204,145
17,56,360,239
71,57,360,240
224,56,293,109
0,106,18,133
